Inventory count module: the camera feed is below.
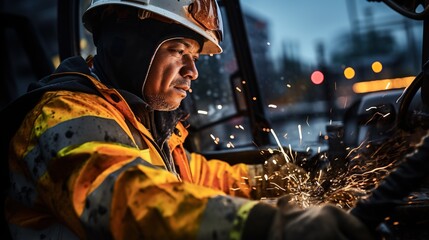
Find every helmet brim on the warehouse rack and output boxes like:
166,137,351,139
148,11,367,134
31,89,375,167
82,1,223,55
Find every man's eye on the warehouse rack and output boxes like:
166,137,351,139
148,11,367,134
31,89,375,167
171,49,184,55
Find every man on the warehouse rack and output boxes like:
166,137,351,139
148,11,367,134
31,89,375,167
2,0,374,239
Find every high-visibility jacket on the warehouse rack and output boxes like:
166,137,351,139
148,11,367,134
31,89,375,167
3,56,276,239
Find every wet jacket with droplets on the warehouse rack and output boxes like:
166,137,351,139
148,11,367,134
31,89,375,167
2,56,276,239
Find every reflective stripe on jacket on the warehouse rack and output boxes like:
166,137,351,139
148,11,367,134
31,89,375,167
5,65,275,240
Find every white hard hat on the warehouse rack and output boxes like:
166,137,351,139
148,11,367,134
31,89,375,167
82,0,223,54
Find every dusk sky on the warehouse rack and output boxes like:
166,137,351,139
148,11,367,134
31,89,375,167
240,0,412,64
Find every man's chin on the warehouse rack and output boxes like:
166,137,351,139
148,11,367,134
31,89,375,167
146,97,181,111
152,103,180,111
156,107,179,112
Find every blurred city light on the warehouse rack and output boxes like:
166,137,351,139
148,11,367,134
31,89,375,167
311,70,324,84
344,67,356,80
353,76,415,93
371,61,383,73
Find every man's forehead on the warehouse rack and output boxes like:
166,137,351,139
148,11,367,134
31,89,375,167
166,38,201,53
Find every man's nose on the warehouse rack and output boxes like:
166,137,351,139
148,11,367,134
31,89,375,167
181,55,199,80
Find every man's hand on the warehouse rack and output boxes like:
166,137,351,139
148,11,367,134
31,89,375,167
268,196,375,240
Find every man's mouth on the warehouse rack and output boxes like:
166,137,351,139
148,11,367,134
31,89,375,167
175,85,190,92
174,85,189,97
172,79,191,96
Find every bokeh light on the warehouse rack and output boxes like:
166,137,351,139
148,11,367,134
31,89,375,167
372,61,383,73
344,67,355,79
311,70,324,84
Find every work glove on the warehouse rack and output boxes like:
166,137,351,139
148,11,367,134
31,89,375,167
268,196,375,240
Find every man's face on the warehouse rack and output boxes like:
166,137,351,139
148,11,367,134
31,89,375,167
143,38,200,111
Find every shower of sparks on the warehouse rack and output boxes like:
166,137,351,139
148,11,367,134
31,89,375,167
268,104,278,108
253,124,425,211
298,125,303,143
198,110,208,115
236,87,242,92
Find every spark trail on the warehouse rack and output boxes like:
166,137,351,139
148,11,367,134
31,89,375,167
258,127,425,210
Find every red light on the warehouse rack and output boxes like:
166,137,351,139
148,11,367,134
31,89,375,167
311,70,324,85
